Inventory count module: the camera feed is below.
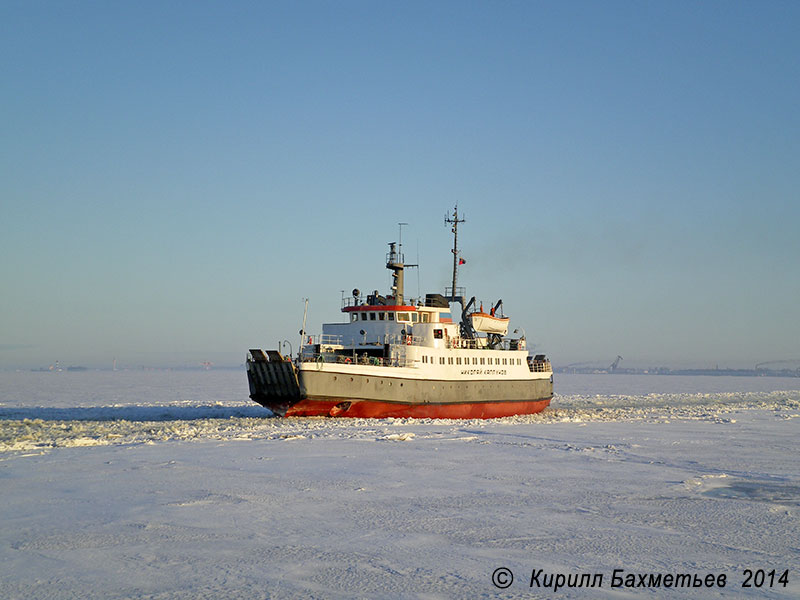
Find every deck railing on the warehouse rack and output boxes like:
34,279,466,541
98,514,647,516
300,353,412,368
444,337,526,351
305,333,423,347
529,359,552,373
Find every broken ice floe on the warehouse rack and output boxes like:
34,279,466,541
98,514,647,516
1,390,798,453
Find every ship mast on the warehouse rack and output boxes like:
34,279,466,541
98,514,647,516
385,223,419,306
445,205,465,302
386,241,404,306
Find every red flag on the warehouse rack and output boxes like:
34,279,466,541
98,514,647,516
458,258,466,265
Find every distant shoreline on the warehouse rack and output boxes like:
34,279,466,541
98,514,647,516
554,367,800,378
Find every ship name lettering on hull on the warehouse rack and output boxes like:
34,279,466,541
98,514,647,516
460,369,508,376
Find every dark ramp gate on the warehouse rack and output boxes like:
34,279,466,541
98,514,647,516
246,349,302,415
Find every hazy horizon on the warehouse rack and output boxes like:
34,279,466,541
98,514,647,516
3,2,798,371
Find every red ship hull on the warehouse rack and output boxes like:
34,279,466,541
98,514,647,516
283,397,551,419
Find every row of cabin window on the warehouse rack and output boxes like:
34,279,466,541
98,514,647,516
421,356,523,366
350,312,431,323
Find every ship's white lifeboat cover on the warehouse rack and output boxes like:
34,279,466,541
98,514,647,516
470,312,510,335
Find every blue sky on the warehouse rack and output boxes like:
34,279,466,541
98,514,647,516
2,1,798,369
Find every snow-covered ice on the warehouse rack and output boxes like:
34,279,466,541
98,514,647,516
1,370,799,598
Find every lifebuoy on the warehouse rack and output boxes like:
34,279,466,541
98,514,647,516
406,335,412,345
345,357,352,364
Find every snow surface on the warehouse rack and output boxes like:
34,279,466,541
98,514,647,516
1,371,799,598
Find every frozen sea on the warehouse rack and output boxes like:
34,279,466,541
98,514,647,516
1,371,799,599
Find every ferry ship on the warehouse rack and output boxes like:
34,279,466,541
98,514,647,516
246,207,553,418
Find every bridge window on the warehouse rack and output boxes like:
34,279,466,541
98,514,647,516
388,312,394,321
419,313,430,323
351,314,358,322
397,313,410,322
379,312,385,320
410,313,418,322
369,312,376,320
